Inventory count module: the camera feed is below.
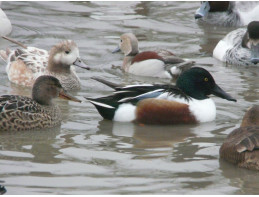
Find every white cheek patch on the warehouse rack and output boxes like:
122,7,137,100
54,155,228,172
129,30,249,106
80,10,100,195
61,48,79,65
53,53,62,63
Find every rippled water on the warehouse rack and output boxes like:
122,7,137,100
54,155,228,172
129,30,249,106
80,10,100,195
1,1,259,195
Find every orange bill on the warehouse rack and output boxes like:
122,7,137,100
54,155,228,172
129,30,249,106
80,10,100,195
59,89,81,103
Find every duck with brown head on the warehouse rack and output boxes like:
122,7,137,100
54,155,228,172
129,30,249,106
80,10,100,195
0,38,90,91
220,105,259,171
112,33,194,79
0,75,81,131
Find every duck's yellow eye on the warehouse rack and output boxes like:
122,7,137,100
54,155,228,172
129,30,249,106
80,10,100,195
204,77,208,82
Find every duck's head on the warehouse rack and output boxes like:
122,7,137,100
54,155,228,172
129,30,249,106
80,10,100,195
195,1,230,19
32,75,81,105
241,105,259,127
176,67,236,102
242,21,259,64
48,40,90,72
112,33,139,56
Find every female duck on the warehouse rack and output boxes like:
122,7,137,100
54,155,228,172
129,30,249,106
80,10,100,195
220,105,259,171
0,75,81,131
195,1,259,27
112,33,194,79
0,38,90,91
213,21,259,66
0,5,12,36
86,67,236,124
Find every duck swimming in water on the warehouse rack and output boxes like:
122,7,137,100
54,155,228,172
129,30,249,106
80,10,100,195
86,67,236,124
0,38,90,91
112,33,194,79
0,75,81,131
195,1,259,27
0,3,12,36
213,21,259,66
220,105,259,171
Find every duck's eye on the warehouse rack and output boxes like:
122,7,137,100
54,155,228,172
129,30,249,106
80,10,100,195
120,39,122,43
65,51,70,54
204,77,209,82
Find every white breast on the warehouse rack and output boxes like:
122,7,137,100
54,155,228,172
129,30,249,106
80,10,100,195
128,59,171,78
113,103,136,122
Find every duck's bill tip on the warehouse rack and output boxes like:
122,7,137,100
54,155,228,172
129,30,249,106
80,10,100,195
112,46,121,53
73,58,90,70
59,90,82,103
212,84,236,102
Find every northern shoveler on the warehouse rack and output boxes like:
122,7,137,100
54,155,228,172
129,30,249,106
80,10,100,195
112,33,194,79
195,1,259,27
0,75,81,131
213,21,259,66
0,38,90,91
86,67,236,124
220,105,259,171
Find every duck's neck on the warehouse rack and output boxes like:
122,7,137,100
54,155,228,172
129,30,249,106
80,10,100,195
47,58,71,74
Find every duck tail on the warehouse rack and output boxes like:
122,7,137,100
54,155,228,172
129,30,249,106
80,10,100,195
91,76,122,89
85,97,116,120
2,36,27,49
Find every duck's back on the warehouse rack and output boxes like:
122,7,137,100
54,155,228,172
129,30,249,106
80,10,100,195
220,126,259,170
0,95,61,131
3,47,49,86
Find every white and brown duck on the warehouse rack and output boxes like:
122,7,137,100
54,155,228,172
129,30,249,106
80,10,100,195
112,33,194,79
0,38,90,91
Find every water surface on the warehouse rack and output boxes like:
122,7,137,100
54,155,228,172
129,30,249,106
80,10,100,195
1,1,259,194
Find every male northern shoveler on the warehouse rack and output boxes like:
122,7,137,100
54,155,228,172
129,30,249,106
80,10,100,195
0,4,12,36
213,21,259,66
86,67,236,124
0,75,81,131
112,33,194,79
0,38,90,91
220,105,259,171
195,1,259,27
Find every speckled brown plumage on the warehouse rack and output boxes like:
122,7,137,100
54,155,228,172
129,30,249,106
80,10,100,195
220,105,259,170
0,75,80,131
0,95,61,131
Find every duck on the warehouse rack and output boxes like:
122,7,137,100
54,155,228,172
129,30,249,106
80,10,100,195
0,75,81,131
112,33,194,79
0,37,90,91
213,21,259,66
0,4,12,36
195,1,259,27
220,105,259,171
86,67,236,124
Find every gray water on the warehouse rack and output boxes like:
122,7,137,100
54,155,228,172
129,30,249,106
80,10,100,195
1,1,259,195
